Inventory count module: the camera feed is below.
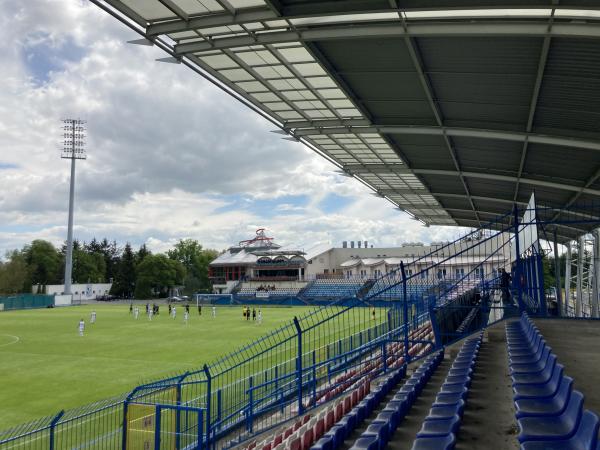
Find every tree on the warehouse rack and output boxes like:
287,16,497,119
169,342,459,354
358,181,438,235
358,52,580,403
167,239,218,294
0,250,29,294
134,254,185,299
99,238,119,283
72,247,106,283
111,243,136,298
23,240,62,288
136,244,151,266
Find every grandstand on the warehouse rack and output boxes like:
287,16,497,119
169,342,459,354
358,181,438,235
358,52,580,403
5,1,600,450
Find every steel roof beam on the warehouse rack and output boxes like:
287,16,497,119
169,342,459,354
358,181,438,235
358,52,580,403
398,15,481,225
173,21,600,55
513,6,556,203
342,164,600,197
297,125,600,152
147,4,600,37
147,8,278,36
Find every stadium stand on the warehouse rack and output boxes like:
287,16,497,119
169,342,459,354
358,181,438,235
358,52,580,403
507,315,600,449
301,279,367,300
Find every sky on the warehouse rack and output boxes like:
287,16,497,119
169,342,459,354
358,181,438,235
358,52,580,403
0,0,466,257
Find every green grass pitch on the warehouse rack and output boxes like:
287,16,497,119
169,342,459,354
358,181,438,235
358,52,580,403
0,304,316,431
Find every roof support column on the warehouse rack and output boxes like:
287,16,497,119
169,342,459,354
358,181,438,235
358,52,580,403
593,229,600,318
553,231,562,317
576,236,584,317
565,242,572,316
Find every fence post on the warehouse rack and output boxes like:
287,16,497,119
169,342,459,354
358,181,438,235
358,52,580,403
49,410,64,450
536,248,547,316
293,316,304,416
202,365,212,449
247,375,254,433
312,350,317,406
175,372,189,450
154,406,162,450
514,204,524,313
216,389,222,430
400,262,410,363
122,386,141,450
382,341,387,373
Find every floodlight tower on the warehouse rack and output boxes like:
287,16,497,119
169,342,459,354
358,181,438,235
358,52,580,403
61,119,87,295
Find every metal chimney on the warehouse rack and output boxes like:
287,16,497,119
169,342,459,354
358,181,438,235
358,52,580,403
358,241,362,248
342,241,347,248
364,241,368,248
351,241,355,248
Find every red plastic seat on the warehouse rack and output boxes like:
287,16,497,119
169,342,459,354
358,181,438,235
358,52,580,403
335,403,344,421
284,428,293,439
293,420,302,431
302,414,311,425
301,428,314,450
314,418,325,440
351,390,359,406
358,384,365,399
344,396,351,414
273,434,282,446
326,410,335,429
289,437,301,450
262,444,271,450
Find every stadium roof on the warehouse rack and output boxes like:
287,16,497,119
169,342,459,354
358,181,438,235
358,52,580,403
92,0,600,242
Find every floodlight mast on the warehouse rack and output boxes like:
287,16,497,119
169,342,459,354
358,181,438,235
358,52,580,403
61,119,86,296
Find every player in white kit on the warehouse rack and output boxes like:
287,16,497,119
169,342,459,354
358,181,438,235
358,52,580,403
134,307,139,319
184,310,189,325
212,306,216,318
78,319,85,336
90,311,96,324
172,306,177,319
148,307,153,321
257,309,262,324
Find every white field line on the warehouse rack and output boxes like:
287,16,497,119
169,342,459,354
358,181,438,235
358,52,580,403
0,335,20,347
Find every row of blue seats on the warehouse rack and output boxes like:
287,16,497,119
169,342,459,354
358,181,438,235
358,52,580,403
348,350,445,450
311,365,408,450
411,333,482,449
506,314,600,450
303,282,364,298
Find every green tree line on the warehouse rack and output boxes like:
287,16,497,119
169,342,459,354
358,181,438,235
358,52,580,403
0,238,218,299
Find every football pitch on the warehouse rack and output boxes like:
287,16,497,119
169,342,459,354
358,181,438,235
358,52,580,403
0,304,316,431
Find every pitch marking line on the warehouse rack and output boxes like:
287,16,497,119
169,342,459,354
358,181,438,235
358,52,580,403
0,334,20,347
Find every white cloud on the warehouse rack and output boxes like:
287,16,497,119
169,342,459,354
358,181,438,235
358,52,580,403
0,0,467,258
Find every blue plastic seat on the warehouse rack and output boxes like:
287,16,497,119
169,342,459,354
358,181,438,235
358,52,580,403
337,413,357,435
512,356,557,385
411,433,456,450
515,377,574,419
511,349,554,375
520,410,600,450
510,342,550,366
386,399,410,417
428,401,465,420
375,409,401,434
447,367,473,378
363,422,389,447
311,435,334,450
325,424,345,446
444,374,471,388
349,436,378,450
513,364,564,400
433,391,467,407
518,390,584,442
417,415,461,438
393,391,415,407
440,384,468,395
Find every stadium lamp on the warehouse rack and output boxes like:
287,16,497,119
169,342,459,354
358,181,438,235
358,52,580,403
61,119,87,296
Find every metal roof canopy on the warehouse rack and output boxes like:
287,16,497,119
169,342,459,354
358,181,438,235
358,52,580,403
92,0,600,242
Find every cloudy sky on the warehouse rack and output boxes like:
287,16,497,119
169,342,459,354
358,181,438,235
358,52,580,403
0,1,465,256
